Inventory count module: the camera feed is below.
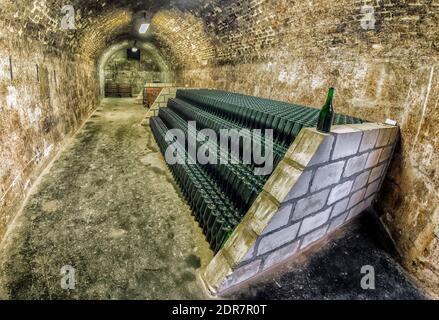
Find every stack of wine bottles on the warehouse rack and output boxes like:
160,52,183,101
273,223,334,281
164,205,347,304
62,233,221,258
150,89,365,253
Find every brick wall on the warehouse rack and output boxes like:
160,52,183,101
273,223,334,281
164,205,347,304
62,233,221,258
152,10,216,68
202,123,399,294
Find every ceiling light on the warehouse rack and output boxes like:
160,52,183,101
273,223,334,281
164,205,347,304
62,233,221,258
139,23,150,34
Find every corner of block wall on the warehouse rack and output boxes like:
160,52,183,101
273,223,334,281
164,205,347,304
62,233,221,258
202,122,400,295
144,86,207,120
201,127,330,294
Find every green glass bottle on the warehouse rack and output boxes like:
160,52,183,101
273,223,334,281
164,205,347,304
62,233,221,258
215,225,233,253
316,87,335,133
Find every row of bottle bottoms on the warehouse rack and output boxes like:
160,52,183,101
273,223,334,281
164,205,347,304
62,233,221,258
158,107,265,214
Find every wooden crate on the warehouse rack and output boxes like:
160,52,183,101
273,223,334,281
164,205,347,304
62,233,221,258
105,81,132,97
105,81,118,97
118,83,132,97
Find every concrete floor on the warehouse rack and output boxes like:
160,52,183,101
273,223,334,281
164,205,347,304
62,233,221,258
0,98,213,299
0,98,426,300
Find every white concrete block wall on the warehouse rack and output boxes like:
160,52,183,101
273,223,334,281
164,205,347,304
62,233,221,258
145,86,179,119
207,123,399,294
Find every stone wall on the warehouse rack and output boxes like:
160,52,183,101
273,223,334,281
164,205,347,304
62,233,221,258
0,37,99,242
178,0,439,293
202,123,399,294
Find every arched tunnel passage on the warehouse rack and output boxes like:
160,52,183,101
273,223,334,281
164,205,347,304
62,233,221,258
0,0,437,301
97,41,175,97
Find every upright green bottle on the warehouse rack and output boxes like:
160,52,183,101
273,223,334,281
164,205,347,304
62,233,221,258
317,87,335,133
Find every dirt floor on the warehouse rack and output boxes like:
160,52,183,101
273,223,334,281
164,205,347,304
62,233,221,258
0,98,213,299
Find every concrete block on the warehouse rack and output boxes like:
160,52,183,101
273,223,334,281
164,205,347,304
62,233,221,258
348,188,366,209
328,180,353,205
331,198,349,218
365,148,383,169
241,244,255,263
310,161,345,192
345,123,383,131
343,153,368,177
155,95,165,102
332,132,362,160
203,251,233,294
300,224,329,249
286,128,327,168
246,191,279,235
352,170,370,192
262,241,300,271
308,135,334,166
365,179,381,198
376,128,392,147
331,125,363,134
388,127,399,145
348,201,367,220
359,129,379,152
369,163,386,183
257,222,301,255
364,194,376,208
292,189,330,221
379,146,393,163
298,207,332,236
263,161,302,203
220,259,262,290
284,170,313,201
222,224,258,266
328,212,349,233
262,203,293,234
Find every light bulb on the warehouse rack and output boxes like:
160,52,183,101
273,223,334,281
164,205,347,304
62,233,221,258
131,47,138,52
139,23,150,34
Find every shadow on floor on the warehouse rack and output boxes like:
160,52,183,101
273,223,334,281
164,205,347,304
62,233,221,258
225,211,426,300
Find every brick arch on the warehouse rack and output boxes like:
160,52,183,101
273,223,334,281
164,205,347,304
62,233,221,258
5,1,219,68
76,7,217,68
151,9,216,68
1,0,269,68
76,9,133,61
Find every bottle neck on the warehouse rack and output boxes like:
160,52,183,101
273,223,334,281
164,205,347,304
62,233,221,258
324,87,334,108
325,87,334,105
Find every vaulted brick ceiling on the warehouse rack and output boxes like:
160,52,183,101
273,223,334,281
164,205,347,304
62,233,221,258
0,0,284,69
